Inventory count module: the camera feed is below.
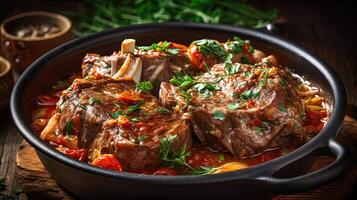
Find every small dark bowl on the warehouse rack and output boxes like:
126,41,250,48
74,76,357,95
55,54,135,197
11,23,348,200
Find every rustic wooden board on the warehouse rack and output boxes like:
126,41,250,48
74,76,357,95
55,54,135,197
15,115,357,200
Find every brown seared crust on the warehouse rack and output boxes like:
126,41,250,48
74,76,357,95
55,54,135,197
160,63,306,157
43,76,191,170
81,50,190,94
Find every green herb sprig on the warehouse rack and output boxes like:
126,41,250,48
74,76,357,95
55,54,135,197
70,0,277,36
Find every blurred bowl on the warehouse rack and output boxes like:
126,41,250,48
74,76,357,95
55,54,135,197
0,56,13,114
1,11,72,73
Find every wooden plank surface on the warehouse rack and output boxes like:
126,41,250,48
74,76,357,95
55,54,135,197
1,0,357,199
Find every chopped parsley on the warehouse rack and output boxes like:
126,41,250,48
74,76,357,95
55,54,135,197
279,79,286,87
300,111,306,120
179,91,192,109
170,73,195,89
159,135,192,169
240,89,252,100
136,81,153,93
194,39,226,58
225,62,241,75
213,110,225,120
109,109,126,119
228,102,241,111
155,107,171,114
88,97,101,105
127,104,141,113
218,154,225,161
131,117,141,122
138,135,148,142
254,127,265,135
279,103,287,112
137,41,180,55
64,120,73,135
225,36,253,55
258,68,269,87
194,82,220,93
240,87,260,100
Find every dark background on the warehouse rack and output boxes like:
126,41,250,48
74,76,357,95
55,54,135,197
1,0,356,199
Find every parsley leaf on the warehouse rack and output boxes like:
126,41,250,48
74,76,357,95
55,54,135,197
194,39,227,59
138,135,148,142
136,81,153,93
254,127,265,135
279,103,287,112
137,41,180,55
228,102,241,110
127,104,141,113
88,97,101,105
109,109,126,119
155,107,171,114
64,120,73,135
170,73,195,89
213,110,225,120
159,135,192,169
218,154,225,161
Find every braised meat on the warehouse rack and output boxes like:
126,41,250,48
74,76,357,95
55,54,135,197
32,37,329,175
160,62,306,157
81,50,189,88
40,77,191,170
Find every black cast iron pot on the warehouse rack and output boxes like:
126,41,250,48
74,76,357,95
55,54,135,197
11,23,348,200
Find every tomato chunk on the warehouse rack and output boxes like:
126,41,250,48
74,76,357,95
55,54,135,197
249,117,261,127
64,149,87,162
92,154,123,172
247,99,255,108
117,115,132,128
170,42,188,52
117,90,143,103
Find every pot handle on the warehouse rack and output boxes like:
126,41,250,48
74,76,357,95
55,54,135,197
255,139,349,193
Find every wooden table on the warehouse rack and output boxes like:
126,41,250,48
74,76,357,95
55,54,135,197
1,0,356,199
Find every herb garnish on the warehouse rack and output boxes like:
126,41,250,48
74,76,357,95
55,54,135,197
74,1,277,36
228,102,242,111
155,107,171,114
225,63,241,75
159,135,192,169
136,81,153,93
218,154,225,161
254,127,265,135
127,105,141,113
279,103,287,112
88,97,102,105
179,91,192,109
137,41,180,55
194,39,226,58
213,110,225,120
170,73,195,89
64,120,73,135
138,135,148,142
109,109,127,119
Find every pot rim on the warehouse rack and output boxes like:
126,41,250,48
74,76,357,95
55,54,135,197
10,22,346,185
1,11,72,42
